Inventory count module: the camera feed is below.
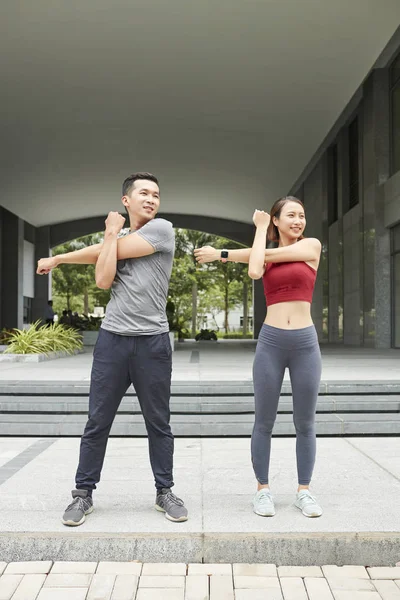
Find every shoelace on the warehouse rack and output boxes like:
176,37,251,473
299,492,317,505
163,491,184,506
258,490,273,502
66,497,90,512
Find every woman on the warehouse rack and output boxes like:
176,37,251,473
194,196,322,518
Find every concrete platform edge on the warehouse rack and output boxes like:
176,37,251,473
0,532,398,566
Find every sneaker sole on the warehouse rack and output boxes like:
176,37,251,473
253,508,275,517
295,504,322,518
154,503,188,522
62,505,94,527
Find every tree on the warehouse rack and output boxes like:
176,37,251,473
174,229,215,337
52,233,108,315
200,238,250,332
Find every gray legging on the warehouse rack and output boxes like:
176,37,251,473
251,324,321,486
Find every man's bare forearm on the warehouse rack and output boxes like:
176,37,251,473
95,232,118,289
55,243,102,266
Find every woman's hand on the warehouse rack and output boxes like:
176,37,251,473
252,209,270,230
194,246,220,264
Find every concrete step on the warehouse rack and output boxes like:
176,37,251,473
1,412,400,436
1,394,400,413
1,380,400,395
1,531,399,566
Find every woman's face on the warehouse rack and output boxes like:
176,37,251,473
273,201,306,240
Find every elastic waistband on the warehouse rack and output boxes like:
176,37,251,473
258,323,318,349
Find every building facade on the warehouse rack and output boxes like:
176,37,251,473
288,49,400,348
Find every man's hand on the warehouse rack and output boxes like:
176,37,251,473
105,212,126,235
194,246,220,264
37,256,59,275
253,209,270,230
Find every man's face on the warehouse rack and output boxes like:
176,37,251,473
122,179,160,223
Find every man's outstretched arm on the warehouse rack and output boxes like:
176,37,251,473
37,220,156,276
37,244,102,274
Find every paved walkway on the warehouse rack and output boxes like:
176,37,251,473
1,561,400,599
0,437,399,565
0,341,399,382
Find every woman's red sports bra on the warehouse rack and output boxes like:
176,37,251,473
262,261,317,306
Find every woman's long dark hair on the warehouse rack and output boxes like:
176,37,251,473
266,196,305,242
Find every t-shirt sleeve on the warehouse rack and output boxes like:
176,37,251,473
136,218,175,253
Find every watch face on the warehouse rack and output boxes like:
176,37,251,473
221,251,228,258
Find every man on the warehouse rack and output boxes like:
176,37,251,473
37,172,188,525
44,300,55,325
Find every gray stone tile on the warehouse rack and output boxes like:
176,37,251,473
184,575,208,600
372,579,400,599
10,574,46,600
110,575,139,600
87,574,116,599
0,574,24,600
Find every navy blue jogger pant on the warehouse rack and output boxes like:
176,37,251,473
75,328,174,492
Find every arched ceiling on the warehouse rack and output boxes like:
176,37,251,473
1,0,399,228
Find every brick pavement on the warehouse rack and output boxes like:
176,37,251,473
0,562,400,599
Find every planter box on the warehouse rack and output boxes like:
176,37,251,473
0,348,84,363
81,331,99,346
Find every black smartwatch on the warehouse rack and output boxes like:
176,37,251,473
221,249,229,263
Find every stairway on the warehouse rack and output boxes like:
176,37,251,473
0,380,399,436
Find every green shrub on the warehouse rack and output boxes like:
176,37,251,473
195,329,218,341
221,333,253,339
0,328,15,345
4,321,83,355
74,315,103,331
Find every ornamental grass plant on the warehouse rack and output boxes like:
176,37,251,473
4,321,83,355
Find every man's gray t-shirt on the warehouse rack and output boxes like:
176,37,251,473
101,218,175,336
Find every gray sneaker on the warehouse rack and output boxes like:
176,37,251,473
253,489,275,517
295,490,323,517
155,488,188,522
62,490,93,526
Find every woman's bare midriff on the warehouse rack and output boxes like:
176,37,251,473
264,301,313,330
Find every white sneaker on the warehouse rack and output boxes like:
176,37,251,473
295,490,323,518
252,489,275,517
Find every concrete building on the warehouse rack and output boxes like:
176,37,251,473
1,2,400,347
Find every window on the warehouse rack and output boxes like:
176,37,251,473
23,297,32,324
348,117,359,209
391,53,400,175
328,144,339,224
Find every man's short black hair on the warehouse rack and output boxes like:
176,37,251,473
122,172,159,196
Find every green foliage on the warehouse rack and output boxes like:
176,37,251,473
168,229,252,336
4,321,83,355
195,329,218,341
0,328,15,345
221,333,253,339
73,316,103,331
52,233,108,315
50,228,252,338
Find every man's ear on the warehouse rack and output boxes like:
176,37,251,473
121,195,129,209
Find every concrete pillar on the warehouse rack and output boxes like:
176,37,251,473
0,208,24,329
32,226,51,322
252,279,265,339
370,70,391,348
